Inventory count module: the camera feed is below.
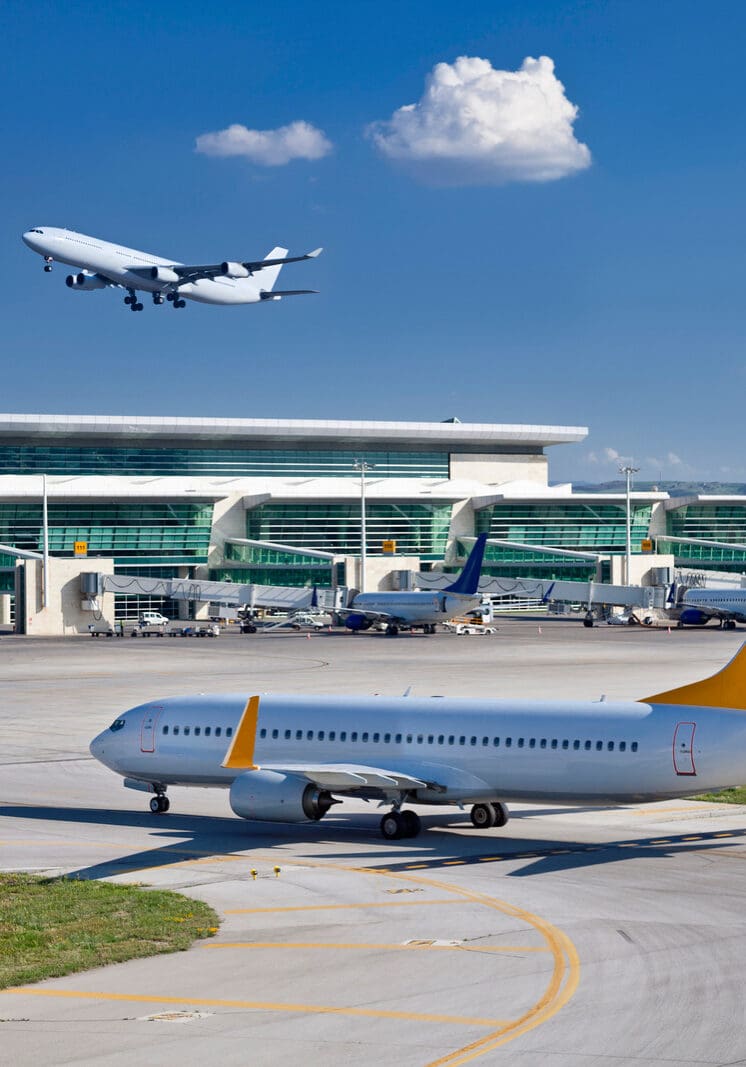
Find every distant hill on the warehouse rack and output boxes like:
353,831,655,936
571,481,746,497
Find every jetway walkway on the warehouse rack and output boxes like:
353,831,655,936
99,573,342,612
415,571,666,610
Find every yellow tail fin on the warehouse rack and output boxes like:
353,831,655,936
643,643,746,709
222,695,260,769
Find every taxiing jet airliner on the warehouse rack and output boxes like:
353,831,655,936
342,533,488,635
22,227,322,311
678,587,746,630
90,645,746,840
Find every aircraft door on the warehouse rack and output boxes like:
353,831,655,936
140,706,162,753
673,721,696,776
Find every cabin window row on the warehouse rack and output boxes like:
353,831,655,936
255,727,639,752
161,725,233,738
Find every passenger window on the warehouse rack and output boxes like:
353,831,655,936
608,741,614,751
459,736,465,745
226,727,233,738
395,733,402,743
561,739,568,750
372,733,379,742
596,741,603,751
173,726,179,736
329,731,336,741
470,736,477,746
384,733,391,743
438,735,444,745
216,727,222,737
184,727,190,736
505,737,512,748
428,735,434,744
417,735,424,744
619,741,626,752
285,730,291,740
407,734,413,744
448,735,455,745
573,740,580,750
340,731,347,741
483,736,489,746
205,727,211,737
307,731,314,740
195,727,201,737
493,737,500,747
318,731,325,741
551,739,557,749
351,732,358,742
631,742,638,752
584,740,591,750
529,738,536,749
540,738,546,749
517,738,524,748
162,725,169,735
362,732,369,742
259,728,266,739
296,730,303,740
272,729,279,739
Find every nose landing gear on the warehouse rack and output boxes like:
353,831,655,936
43,256,53,273
149,792,170,814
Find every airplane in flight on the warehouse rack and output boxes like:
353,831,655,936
677,587,746,630
342,533,488,635
21,227,322,311
90,644,746,840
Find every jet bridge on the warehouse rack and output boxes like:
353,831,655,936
97,573,342,612
415,571,665,612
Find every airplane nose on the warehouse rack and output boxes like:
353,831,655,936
22,230,34,248
89,731,105,761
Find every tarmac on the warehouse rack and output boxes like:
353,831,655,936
2,618,746,1066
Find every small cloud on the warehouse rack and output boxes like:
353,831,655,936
368,55,591,186
195,120,332,166
603,447,621,462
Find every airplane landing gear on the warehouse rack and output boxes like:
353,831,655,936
385,623,399,636
152,293,164,305
380,808,421,839
149,792,170,814
43,256,53,272
124,289,143,311
173,299,186,309
470,802,510,829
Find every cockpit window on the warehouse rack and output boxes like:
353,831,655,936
30,228,44,234
109,718,126,731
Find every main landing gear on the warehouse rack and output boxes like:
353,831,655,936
166,292,186,309
470,802,509,829
124,289,143,312
380,808,421,839
43,256,53,273
149,791,170,814
385,623,399,636
152,292,165,305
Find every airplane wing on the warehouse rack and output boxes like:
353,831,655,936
260,762,438,793
337,606,397,624
127,248,323,288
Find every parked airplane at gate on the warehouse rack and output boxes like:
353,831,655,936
342,533,488,635
90,645,746,840
677,587,746,630
22,227,322,311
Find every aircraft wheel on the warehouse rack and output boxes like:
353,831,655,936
400,810,421,837
149,796,161,814
470,803,496,829
134,302,144,311
159,795,170,812
491,802,509,827
174,299,186,309
380,811,404,840
124,295,133,305
386,624,399,636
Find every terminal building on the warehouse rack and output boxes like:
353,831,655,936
0,413,744,628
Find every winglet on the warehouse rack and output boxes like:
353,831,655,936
643,643,746,709
222,695,260,769
306,247,323,258
444,534,488,595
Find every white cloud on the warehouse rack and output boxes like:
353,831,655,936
195,120,332,166
368,55,591,185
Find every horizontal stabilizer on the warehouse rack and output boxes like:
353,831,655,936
643,643,746,709
260,290,318,300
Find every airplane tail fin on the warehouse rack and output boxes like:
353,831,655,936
643,642,746,709
444,534,488,596
258,246,288,291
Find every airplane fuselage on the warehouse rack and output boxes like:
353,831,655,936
349,591,482,628
90,692,746,805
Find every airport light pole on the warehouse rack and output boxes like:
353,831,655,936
619,464,640,585
41,472,49,609
353,459,374,592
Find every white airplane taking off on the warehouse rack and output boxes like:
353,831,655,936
90,644,746,840
22,227,322,311
342,533,488,635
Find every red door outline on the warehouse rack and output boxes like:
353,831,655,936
140,707,162,753
673,721,696,776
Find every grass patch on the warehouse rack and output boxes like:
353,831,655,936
693,787,746,804
0,874,219,989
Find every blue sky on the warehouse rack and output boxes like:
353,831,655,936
2,0,745,482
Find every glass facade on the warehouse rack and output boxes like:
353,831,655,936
246,502,452,557
662,502,746,571
210,566,341,588
476,502,653,555
0,502,214,563
0,446,448,479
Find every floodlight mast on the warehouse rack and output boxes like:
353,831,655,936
353,459,374,593
619,464,640,585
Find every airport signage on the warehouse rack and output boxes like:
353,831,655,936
73,540,88,557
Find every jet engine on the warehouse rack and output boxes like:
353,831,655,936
344,613,373,632
679,608,713,627
221,261,250,279
229,769,335,823
150,266,180,284
65,271,107,290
